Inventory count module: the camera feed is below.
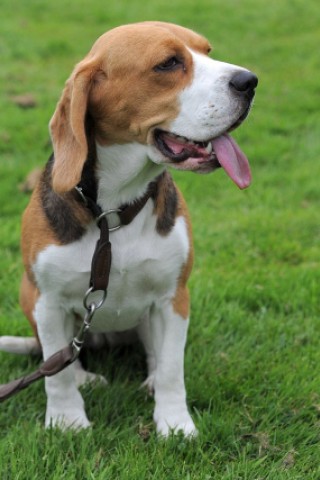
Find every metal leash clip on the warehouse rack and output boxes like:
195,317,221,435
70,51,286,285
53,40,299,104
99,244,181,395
71,287,107,360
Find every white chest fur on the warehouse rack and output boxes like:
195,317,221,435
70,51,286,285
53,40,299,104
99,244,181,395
33,202,189,332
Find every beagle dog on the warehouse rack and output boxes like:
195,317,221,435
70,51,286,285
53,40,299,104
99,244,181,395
0,22,257,436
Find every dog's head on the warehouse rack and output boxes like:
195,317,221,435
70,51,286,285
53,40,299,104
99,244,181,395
49,22,257,193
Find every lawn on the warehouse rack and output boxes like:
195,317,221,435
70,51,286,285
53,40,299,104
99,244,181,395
0,0,319,478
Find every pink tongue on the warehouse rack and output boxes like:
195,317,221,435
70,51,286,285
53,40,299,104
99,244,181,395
212,134,251,189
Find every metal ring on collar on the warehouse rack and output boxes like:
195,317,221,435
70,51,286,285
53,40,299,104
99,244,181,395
97,209,122,232
83,286,107,311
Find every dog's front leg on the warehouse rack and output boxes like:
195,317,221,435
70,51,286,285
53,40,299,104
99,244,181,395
35,294,90,430
150,301,197,437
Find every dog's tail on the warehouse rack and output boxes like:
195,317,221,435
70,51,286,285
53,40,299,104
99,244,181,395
0,336,41,355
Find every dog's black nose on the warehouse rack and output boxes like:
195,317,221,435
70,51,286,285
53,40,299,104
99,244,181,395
229,71,258,94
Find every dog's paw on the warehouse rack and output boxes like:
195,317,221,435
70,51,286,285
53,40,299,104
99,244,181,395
45,406,91,431
140,373,155,396
154,408,197,438
75,368,108,388
74,360,107,387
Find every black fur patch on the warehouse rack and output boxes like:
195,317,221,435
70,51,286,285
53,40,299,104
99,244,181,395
40,156,88,244
153,172,178,235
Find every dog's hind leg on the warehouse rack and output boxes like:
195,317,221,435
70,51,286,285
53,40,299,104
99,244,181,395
74,359,108,388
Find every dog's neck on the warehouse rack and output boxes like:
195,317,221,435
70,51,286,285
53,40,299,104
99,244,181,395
95,142,164,211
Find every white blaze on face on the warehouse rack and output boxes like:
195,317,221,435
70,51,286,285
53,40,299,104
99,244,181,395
148,48,254,188
170,50,249,141
157,49,254,189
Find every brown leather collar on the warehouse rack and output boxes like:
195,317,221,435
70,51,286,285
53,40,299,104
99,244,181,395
75,180,157,229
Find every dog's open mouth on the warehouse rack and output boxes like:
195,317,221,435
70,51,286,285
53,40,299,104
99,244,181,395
154,129,251,189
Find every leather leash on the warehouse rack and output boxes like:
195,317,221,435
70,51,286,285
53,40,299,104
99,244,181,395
0,183,155,402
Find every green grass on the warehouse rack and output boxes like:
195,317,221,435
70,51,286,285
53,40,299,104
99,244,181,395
0,0,319,478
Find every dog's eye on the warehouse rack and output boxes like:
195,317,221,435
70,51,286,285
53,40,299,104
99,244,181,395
154,56,183,72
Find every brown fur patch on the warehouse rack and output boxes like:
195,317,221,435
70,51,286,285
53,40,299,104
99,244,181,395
172,189,194,319
21,183,60,279
19,271,39,338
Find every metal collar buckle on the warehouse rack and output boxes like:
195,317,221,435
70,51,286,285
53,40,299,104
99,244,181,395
74,186,88,206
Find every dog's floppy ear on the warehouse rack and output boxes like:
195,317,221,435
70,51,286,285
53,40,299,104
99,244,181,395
49,58,97,193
